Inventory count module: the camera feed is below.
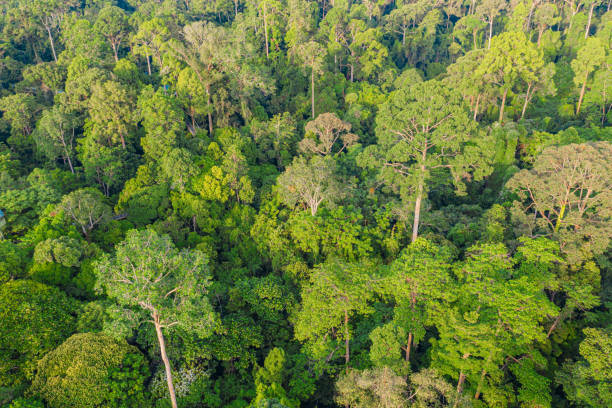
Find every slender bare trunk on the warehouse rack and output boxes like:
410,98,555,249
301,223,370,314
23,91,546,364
406,332,413,361
146,54,152,76
412,179,424,243
153,314,178,408
473,93,481,121
65,151,74,173
311,66,315,119
499,88,508,123
488,18,493,49
537,27,544,46
112,42,119,62
577,71,589,115
45,25,58,62
453,371,466,408
585,4,595,39
521,82,532,119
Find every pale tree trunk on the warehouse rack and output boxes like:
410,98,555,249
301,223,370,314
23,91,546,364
146,54,152,75
499,88,509,123
488,18,493,49
577,71,589,115
473,93,481,121
537,27,545,46
44,24,58,62
154,313,178,408
111,41,119,62
64,150,74,173
311,66,315,119
412,178,424,242
585,4,595,39
521,82,533,119
411,155,426,242
406,331,413,361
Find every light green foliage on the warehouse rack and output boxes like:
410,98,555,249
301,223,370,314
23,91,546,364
572,37,607,114
557,327,612,407
0,280,77,388
31,332,149,408
94,5,130,61
476,31,544,121
293,258,376,370
95,229,216,337
250,348,298,408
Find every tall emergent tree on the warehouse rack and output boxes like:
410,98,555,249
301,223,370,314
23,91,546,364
95,229,217,408
360,80,492,242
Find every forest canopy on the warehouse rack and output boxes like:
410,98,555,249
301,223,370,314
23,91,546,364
0,0,611,407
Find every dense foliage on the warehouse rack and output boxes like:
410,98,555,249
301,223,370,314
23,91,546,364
0,0,610,407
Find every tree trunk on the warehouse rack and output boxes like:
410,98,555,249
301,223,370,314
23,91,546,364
488,18,493,49
453,371,466,408
154,314,178,408
521,82,532,119
311,66,315,119
45,25,58,62
344,309,350,374
263,4,269,59
120,133,126,149
111,42,119,62
499,88,508,123
577,71,589,115
65,151,74,174
146,54,152,76
585,4,595,39
473,93,481,121
406,332,413,361
411,178,424,243
537,27,544,47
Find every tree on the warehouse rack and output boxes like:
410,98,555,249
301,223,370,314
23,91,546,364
293,258,375,373
534,3,560,46
572,37,607,115
59,188,111,239
95,229,216,408
277,155,344,216
381,238,454,363
31,333,149,408
87,80,136,149
291,40,326,118
506,142,612,263
131,18,170,75
359,80,490,242
557,327,612,407
0,280,76,388
335,367,408,408
476,0,507,49
299,112,358,157
93,5,129,62
430,241,558,405
476,31,544,122
34,105,77,173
